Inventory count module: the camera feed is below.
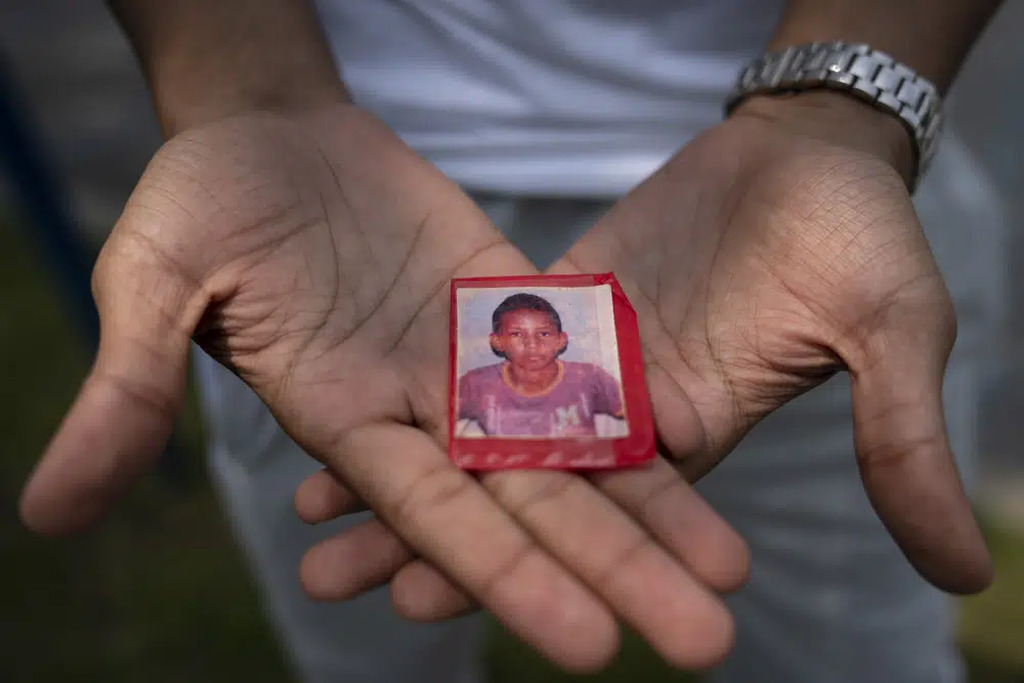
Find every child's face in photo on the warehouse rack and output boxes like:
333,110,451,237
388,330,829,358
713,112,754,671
491,309,568,372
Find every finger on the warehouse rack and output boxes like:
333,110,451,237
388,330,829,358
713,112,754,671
588,457,750,594
481,467,735,670
19,239,207,534
295,468,367,523
300,517,413,600
849,312,992,594
330,423,619,673
296,459,747,617
301,513,480,619
391,560,479,621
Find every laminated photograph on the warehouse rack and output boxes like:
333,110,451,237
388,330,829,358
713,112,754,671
448,273,656,470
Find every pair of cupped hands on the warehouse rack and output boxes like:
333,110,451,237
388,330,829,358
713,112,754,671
20,93,991,672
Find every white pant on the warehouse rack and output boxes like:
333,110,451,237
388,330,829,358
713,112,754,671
193,134,1004,683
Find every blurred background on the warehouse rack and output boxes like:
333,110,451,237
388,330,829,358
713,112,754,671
1,1,1021,681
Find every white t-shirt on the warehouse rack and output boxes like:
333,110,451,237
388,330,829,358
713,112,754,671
315,0,783,195
314,0,1006,330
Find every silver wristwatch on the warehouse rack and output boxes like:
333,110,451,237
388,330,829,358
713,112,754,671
725,42,943,189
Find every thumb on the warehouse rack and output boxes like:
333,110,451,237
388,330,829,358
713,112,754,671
848,304,992,594
19,235,208,534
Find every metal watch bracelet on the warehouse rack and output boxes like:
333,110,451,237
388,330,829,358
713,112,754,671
725,42,943,190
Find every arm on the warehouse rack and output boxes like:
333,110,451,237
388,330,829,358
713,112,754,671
107,0,349,136
551,1,1005,595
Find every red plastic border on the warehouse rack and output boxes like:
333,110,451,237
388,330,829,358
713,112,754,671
448,272,655,470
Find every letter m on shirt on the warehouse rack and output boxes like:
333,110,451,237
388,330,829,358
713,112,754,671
554,405,581,432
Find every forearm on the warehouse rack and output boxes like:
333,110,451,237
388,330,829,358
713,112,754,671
108,0,349,137
770,0,1003,93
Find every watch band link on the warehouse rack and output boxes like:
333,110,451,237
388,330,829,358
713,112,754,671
726,42,942,188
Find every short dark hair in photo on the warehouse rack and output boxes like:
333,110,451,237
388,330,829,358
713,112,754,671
489,292,568,359
491,292,563,333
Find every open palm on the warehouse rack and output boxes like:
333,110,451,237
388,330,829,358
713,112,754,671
554,103,991,594
304,99,991,634
21,104,748,671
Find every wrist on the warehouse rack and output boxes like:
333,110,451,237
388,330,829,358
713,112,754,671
730,90,915,187
151,72,350,138
110,0,349,137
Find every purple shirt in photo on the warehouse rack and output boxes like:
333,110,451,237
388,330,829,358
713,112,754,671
458,361,624,437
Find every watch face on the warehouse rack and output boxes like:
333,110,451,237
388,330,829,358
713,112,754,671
448,272,655,471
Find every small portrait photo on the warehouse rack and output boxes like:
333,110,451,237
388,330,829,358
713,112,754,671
454,283,629,440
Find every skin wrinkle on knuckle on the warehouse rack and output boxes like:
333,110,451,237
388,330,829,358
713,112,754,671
355,442,555,607
309,421,366,475
590,533,654,596
856,431,948,472
473,539,540,608
387,460,478,533
630,472,686,528
595,470,749,590
92,367,181,422
487,471,580,519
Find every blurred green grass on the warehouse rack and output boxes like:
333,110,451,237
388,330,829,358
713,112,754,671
0,215,291,681
959,518,1024,683
2,214,1022,682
